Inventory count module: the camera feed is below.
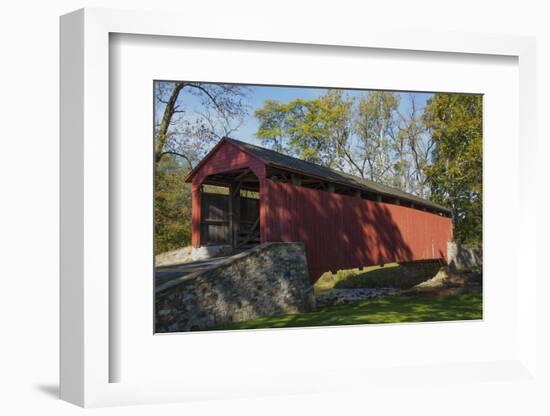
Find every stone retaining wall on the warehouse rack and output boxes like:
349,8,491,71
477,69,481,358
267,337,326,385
447,242,482,271
155,242,315,332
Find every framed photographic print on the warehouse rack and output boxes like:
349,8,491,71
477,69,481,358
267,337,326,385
60,7,537,407
152,81,480,334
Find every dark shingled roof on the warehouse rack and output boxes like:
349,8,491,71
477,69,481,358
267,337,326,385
225,138,450,215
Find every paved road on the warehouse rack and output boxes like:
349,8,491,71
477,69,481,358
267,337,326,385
155,256,231,286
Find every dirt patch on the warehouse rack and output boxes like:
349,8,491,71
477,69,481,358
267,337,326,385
404,267,482,296
155,246,193,266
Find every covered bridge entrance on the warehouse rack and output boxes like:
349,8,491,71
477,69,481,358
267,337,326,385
185,137,453,282
199,169,260,249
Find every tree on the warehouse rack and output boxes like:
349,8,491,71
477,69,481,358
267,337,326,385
153,81,250,254
255,90,435,193
354,91,399,182
422,94,482,244
154,155,192,254
154,81,249,168
395,93,434,197
255,90,354,169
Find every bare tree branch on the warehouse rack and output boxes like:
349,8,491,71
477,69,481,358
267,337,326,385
154,81,250,167
157,151,194,170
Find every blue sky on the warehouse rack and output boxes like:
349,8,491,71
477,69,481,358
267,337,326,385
156,82,433,146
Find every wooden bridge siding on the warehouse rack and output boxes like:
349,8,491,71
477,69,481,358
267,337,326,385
265,180,452,282
200,193,230,245
191,142,266,247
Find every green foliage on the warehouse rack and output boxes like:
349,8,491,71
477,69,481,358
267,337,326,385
255,90,353,169
202,184,229,195
255,90,424,188
423,94,483,244
214,292,483,330
154,155,192,254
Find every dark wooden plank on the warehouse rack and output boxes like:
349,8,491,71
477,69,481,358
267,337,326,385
229,182,241,248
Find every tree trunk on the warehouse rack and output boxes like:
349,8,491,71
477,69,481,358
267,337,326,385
155,82,186,164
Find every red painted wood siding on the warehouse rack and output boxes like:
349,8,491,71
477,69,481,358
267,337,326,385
190,141,266,247
265,181,453,282
191,184,201,247
190,141,266,186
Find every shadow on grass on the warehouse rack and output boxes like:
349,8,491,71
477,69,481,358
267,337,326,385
315,261,442,294
335,266,427,290
213,291,483,331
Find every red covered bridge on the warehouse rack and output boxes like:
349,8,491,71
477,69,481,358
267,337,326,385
185,137,453,282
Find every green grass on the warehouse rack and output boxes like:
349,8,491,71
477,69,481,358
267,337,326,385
313,264,396,295
314,261,442,294
214,291,483,331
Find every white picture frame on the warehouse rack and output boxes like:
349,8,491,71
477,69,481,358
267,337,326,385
60,7,537,407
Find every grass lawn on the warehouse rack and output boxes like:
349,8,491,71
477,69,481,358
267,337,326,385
313,261,442,295
214,291,483,331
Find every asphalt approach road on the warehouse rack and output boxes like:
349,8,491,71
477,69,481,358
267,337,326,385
155,256,231,286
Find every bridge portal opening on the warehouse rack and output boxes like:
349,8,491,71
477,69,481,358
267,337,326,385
200,168,260,249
